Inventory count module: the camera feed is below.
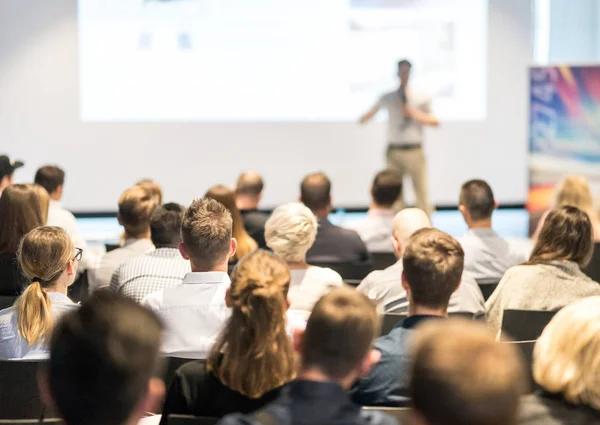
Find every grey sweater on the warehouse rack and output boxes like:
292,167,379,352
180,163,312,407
485,260,600,330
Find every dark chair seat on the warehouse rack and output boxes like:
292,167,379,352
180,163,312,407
501,309,558,341
310,261,373,281
163,357,203,388
380,313,406,336
0,360,54,419
168,415,219,425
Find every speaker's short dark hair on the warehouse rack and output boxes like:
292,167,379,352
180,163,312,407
372,170,402,207
34,165,65,195
300,172,331,211
459,180,495,221
398,59,412,68
48,292,163,425
150,202,185,248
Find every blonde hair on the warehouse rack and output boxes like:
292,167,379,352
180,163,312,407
29,184,50,223
265,203,317,263
118,186,158,238
16,226,74,346
136,179,163,205
533,297,600,410
207,250,296,398
554,175,594,211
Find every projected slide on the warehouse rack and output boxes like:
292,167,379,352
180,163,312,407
78,0,486,122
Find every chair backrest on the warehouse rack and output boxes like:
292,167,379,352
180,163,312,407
311,261,373,280
0,360,53,419
380,313,406,336
502,340,537,393
363,407,412,423
167,415,219,425
163,357,202,388
0,420,62,425
583,242,600,282
370,252,397,271
478,283,499,301
501,309,558,341
0,295,17,311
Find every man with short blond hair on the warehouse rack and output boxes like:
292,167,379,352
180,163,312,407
143,197,236,358
235,171,268,248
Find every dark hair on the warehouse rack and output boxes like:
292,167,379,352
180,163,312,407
459,179,495,221
403,228,464,310
48,292,163,425
235,171,264,197
118,186,158,238
300,172,331,212
398,59,412,69
150,203,185,248
0,184,44,255
528,206,593,267
34,166,65,195
371,170,402,207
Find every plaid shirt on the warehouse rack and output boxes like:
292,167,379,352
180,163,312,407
110,247,191,303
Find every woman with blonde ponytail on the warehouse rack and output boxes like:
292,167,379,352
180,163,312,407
161,250,298,420
0,227,80,359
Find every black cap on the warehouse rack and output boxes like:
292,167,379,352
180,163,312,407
0,155,24,179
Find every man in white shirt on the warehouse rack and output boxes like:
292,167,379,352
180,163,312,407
345,170,402,253
458,179,527,285
142,197,237,359
89,185,158,292
359,60,439,214
0,155,24,195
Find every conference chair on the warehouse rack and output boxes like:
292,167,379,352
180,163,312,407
0,295,17,310
370,252,397,271
380,313,406,336
0,360,54,419
583,242,600,282
478,282,499,301
363,407,412,422
502,340,537,393
167,415,219,425
68,271,89,304
310,261,373,281
163,357,201,388
0,420,62,425
501,309,558,341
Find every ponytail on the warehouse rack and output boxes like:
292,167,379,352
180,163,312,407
16,280,54,346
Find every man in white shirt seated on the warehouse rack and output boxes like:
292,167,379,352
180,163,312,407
110,203,191,303
89,185,158,292
357,208,485,317
345,170,402,253
142,197,236,359
35,165,100,271
458,180,527,285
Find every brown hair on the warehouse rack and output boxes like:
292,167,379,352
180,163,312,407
34,165,65,195
205,185,257,260
527,206,593,267
182,198,233,269
302,287,379,380
29,184,50,223
118,186,158,239
371,170,402,207
235,171,264,198
136,179,163,205
403,228,464,310
208,250,296,398
411,320,528,425
0,184,44,255
16,226,74,345
300,172,331,211
459,179,495,221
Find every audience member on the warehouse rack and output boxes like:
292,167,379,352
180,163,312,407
136,178,163,205
357,208,485,317
89,185,158,292
265,203,343,319
411,320,528,425
486,206,600,330
0,184,44,295
0,155,23,195
206,185,258,261
351,228,464,406
219,287,397,425
458,179,528,284
301,172,369,263
110,203,190,303
0,227,79,359
345,170,402,253
39,292,165,425
161,250,297,420
29,184,50,223
534,175,600,241
519,297,600,425
143,198,235,358
35,165,98,271
235,171,269,248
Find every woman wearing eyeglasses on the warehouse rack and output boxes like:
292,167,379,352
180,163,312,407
0,226,81,360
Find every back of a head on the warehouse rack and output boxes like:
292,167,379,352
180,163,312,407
48,292,163,425
371,170,402,208
0,184,44,255
34,165,65,196
533,296,600,410
300,172,331,212
265,202,318,263
235,171,264,198
403,228,464,310
528,205,593,267
392,208,431,247
302,287,379,380
411,320,527,425
150,203,185,248
118,186,158,238
459,179,495,221
209,250,295,398
136,179,163,206
181,197,233,269
554,175,593,211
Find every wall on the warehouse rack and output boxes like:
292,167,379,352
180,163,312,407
0,0,532,212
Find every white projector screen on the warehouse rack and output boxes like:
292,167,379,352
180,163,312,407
79,0,487,122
